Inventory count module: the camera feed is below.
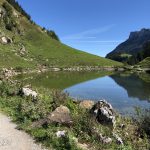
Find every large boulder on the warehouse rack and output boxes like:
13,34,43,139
48,105,72,125
79,100,95,109
91,100,116,126
32,105,72,127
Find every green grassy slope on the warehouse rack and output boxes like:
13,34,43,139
138,57,150,68
0,0,122,69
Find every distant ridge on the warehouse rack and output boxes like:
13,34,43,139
106,28,150,64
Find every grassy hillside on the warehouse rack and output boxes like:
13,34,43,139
138,57,150,68
0,0,122,70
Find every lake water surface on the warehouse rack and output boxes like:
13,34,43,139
17,71,150,115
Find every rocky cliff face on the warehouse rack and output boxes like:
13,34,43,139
106,28,150,63
129,29,150,40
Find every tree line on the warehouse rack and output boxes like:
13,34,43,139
127,41,150,65
6,0,31,20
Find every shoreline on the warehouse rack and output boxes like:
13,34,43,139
0,78,149,149
0,65,149,81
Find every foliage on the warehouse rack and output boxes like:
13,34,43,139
50,90,69,110
110,41,150,65
6,0,31,20
0,80,150,149
0,80,18,97
0,0,122,69
127,42,150,65
134,108,150,138
2,2,17,31
138,57,150,68
47,30,60,41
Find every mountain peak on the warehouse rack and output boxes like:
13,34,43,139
106,28,150,64
129,28,150,39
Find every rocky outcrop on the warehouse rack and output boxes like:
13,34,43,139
91,100,116,127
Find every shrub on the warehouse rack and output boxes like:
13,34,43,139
6,0,31,20
47,30,60,41
0,81,18,97
134,108,150,138
50,90,68,110
2,2,17,31
15,66,23,72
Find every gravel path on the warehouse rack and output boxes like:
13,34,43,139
0,113,47,150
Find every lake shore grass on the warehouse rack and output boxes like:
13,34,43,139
0,79,149,150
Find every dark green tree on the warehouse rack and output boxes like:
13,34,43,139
47,30,60,41
6,0,31,20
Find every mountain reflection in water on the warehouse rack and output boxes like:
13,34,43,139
15,71,150,115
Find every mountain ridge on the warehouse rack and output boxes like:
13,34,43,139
106,28,150,64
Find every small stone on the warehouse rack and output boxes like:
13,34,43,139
119,124,125,129
102,137,112,144
113,133,124,145
77,143,89,150
56,130,66,138
99,133,112,144
21,87,37,98
1,36,12,44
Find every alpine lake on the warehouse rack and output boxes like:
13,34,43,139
15,71,150,116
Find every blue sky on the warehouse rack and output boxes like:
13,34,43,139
17,0,150,57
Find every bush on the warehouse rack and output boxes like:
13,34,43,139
15,66,23,72
6,0,31,20
2,2,17,31
0,81,18,97
2,2,12,16
50,90,68,110
47,30,60,41
134,108,150,138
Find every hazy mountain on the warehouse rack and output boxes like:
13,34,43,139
106,28,150,64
